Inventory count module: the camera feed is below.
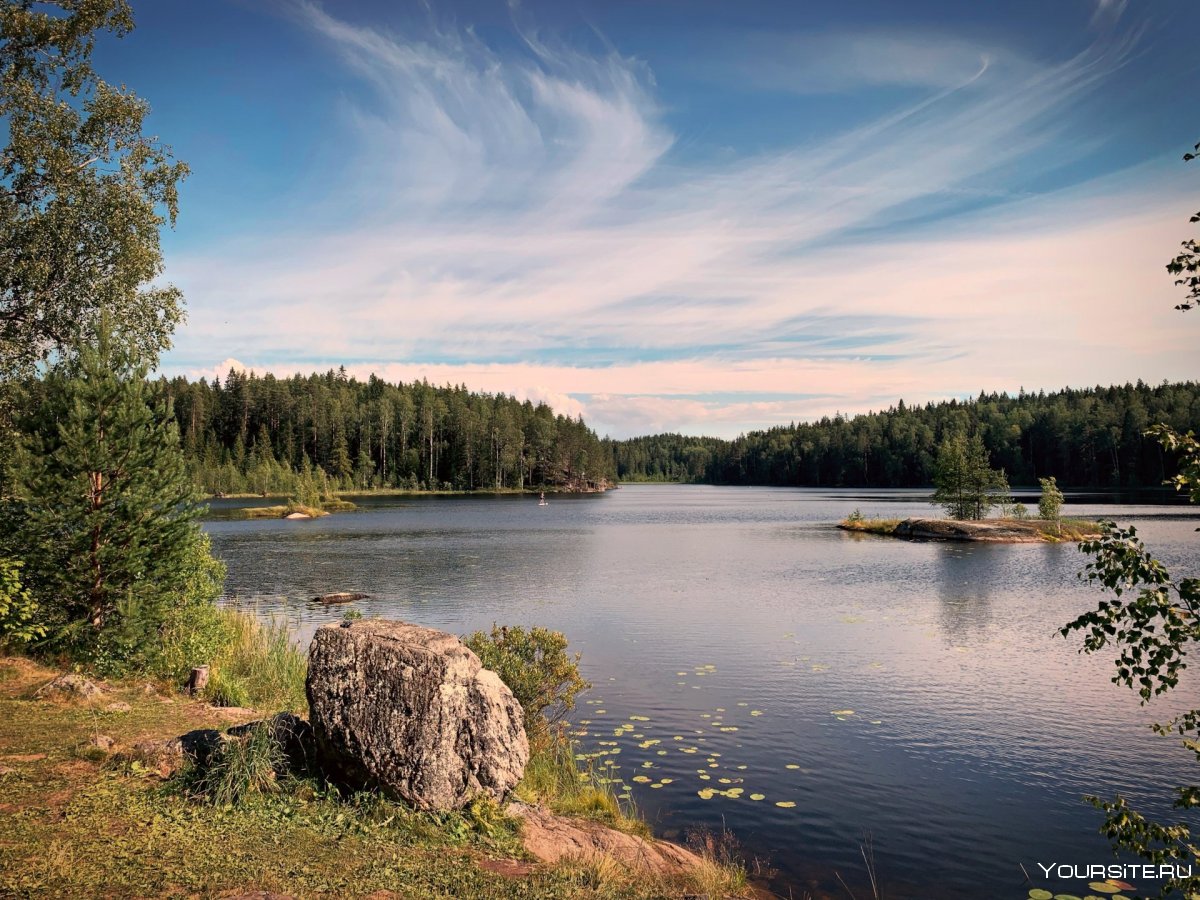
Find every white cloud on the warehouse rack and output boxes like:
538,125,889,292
162,5,1188,438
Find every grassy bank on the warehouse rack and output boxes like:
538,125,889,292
0,635,748,898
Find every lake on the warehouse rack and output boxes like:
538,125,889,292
203,484,1200,898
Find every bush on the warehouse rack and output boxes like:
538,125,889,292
0,558,44,646
465,625,589,746
1038,476,1064,521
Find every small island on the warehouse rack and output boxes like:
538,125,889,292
838,437,1104,543
838,515,1102,543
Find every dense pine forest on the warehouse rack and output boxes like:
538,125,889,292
154,368,615,495
610,381,1200,489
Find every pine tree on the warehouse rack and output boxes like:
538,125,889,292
329,424,353,485
932,433,1009,520
13,329,214,662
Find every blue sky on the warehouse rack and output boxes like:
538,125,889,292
97,0,1199,437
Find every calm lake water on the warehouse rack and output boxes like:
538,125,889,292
204,485,1200,898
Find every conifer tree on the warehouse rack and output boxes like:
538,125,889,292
13,328,215,663
931,433,1009,520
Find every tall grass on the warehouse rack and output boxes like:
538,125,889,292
203,608,308,713
188,720,285,806
515,736,648,838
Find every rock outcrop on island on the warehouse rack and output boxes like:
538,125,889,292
891,517,1098,542
306,619,529,811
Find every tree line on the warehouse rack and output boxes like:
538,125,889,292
609,380,1200,489
162,368,615,496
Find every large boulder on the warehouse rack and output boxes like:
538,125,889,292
306,619,529,811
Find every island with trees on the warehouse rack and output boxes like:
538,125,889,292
838,434,1103,543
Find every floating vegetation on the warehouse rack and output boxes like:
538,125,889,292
631,775,652,784
1086,883,1130,896
831,709,854,717
750,793,765,801
749,710,764,716
629,715,650,722
785,764,800,770
775,801,796,808
697,789,715,800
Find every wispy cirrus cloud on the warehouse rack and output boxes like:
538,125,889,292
164,2,1189,438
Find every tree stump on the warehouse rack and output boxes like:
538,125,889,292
186,666,210,695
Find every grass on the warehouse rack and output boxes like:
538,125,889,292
186,719,286,806
202,608,308,713
0,656,752,899
515,735,649,837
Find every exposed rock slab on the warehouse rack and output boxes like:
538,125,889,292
312,591,370,605
306,619,529,811
891,517,1072,542
34,673,101,700
506,802,706,878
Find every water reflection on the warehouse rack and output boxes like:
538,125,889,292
204,485,1200,898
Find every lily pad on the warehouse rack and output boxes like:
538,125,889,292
1026,890,1053,900
1087,886,1120,895
750,793,765,801
775,801,796,808
831,710,854,716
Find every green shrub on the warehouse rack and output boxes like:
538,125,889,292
465,625,589,746
0,558,45,646
1038,476,1064,521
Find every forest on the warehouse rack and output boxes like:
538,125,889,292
155,367,615,495
609,380,1200,489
